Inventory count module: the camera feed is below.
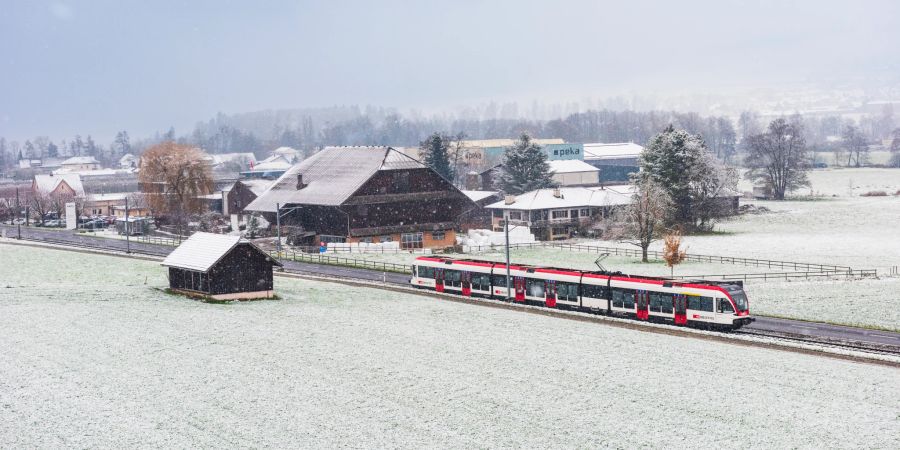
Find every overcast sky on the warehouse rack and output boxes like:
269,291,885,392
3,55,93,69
1,0,898,142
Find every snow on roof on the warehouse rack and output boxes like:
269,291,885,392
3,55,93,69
583,143,644,160
53,168,134,177
209,153,256,165
460,138,565,148
548,160,600,174
33,173,84,196
236,179,275,196
252,160,292,171
272,146,300,156
461,190,499,202
246,146,426,212
486,186,633,210
86,192,129,202
61,156,100,165
161,232,280,272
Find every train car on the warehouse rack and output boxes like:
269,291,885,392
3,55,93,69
411,256,753,330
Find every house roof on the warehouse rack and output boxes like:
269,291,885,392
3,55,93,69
236,179,275,196
161,232,281,272
252,160,292,171
61,156,100,165
486,185,633,210
245,146,426,212
548,160,601,174
583,143,644,160
461,190,499,203
33,173,85,197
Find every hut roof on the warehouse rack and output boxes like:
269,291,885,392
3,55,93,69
161,232,281,272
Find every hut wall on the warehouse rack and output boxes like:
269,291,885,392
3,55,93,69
206,243,275,295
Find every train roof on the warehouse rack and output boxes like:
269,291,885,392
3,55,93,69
413,256,742,290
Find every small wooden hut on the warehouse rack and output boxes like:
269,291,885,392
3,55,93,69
162,232,282,300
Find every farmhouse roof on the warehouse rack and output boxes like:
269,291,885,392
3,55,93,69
461,190,499,203
245,146,426,212
161,232,281,272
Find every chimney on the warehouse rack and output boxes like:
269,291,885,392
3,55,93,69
504,195,516,205
296,173,306,189
553,188,562,198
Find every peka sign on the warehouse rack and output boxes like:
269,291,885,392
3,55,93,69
543,143,584,161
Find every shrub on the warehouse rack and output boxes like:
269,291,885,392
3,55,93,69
860,190,888,197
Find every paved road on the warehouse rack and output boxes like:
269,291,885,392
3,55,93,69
4,224,898,348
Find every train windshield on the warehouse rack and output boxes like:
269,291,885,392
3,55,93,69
727,287,749,311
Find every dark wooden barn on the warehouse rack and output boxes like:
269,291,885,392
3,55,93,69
162,232,282,300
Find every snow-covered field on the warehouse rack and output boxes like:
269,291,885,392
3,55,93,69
1,243,899,448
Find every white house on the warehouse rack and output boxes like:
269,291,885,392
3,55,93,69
59,156,101,172
485,185,633,241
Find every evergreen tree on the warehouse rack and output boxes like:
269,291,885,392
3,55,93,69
638,125,734,230
84,135,99,157
419,132,455,181
47,141,58,158
24,140,36,158
496,133,556,195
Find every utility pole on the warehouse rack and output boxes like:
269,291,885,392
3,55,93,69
125,196,130,254
15,187,21,239
505,217,511,301
276,202,281,253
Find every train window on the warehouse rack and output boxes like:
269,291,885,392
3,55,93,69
557,282,578,302
649,293,673,313
417,266,435,279
491,274,508,288
472,274,491,291
623,290,635,308
700,297,714,312
582,284,608,299
718,298,735,314
444,270,462,287
526,278,545,297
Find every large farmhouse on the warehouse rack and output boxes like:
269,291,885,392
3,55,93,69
245,146,476,249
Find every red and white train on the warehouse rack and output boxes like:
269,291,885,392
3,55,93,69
411,256,753,330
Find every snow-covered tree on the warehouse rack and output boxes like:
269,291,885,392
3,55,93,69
419,132,455,182
495,133,556,195
841,124,869,167
637,125,734,230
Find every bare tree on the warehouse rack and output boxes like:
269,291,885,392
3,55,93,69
842,124,869,167
620,180,672,263
29,190,53,226
745,118,810,200
138,142,213,235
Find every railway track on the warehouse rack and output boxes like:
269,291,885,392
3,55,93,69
4,228,900,359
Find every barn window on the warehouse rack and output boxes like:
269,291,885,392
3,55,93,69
379,235,392,242
400,232,423,249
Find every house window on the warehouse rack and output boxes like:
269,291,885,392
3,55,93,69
492,210,503,218
401,232,423,249
508,211,522,220
359,237,374,243
551,210,568,219
431,231,446,241
570,209,579,218
580,208,590,217
379,235,392,242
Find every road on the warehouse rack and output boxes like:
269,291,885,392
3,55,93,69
3,224,899,349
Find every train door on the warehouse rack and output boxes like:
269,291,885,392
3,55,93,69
545,280,557,308
461,271,472,296
514,276,526,302
674,294,687,325
434,268,444,293
636,290,649,320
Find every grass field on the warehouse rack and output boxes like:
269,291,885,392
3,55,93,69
1,243,899,448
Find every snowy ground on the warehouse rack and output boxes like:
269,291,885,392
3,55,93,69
1,243,899,448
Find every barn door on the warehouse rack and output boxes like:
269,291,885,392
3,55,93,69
435,268,444,293
514,277,526,302
636,290,649,320
674,294,688,325
545,280,557,308
461,271,472,296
